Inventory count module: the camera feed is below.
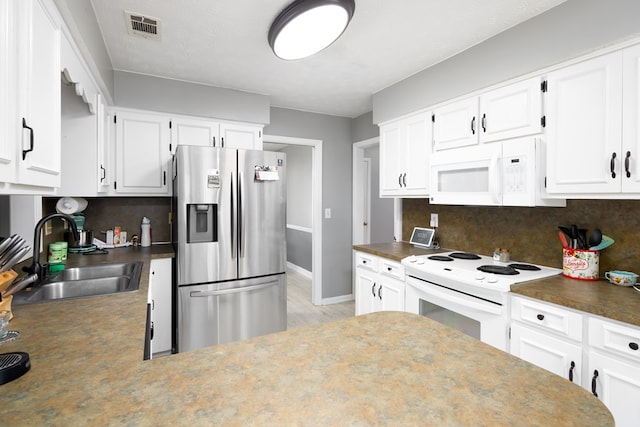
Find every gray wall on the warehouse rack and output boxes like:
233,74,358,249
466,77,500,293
351,111,379,142
265,108,352,300
283,145,312,229
373,0,640,123
286,228,312,272
114,71,270,124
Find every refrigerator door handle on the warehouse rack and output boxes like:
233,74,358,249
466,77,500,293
239,171,246,258
230,171,236,259
189,279,280,297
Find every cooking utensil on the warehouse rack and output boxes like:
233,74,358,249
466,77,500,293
0,237,27,267
588,229,602,248
558,231,569,248
558,226,574,248
0,234,18,258
2,273,37,297
590,235,614,251
0,246,30,273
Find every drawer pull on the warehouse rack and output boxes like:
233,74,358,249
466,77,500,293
362,260,367,264
387,267,392,272
568,361,575,382
591,370,599,397
630,342,639,351
536,314,545,321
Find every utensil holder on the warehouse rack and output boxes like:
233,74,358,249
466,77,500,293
562,248,599,280
0,270,18,319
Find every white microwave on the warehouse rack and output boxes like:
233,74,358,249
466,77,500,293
429,137,565,207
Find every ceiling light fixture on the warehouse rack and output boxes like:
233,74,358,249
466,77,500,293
268,0,355,60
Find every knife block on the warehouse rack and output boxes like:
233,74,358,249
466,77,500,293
0,270,18,319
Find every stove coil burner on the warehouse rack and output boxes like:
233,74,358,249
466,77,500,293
427,255,454,262
449,252,481,260
477,265,520,275
508,263,541,271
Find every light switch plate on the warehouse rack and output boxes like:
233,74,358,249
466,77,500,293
430,213,438,228
324,208,331,219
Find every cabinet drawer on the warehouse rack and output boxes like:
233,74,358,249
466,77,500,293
378,259,404,280
511,296,582,341
355,252,378,272
589,317,640,362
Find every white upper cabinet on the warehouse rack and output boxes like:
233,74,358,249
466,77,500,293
433,77,543,151
114,110,171,195
0,0,15,185
546,51,623,195
622,44,640,192
15,0,62,188
219,122,263,150
432,97,479,150
479,78,543,143
379,111,430,197
170,117,220,152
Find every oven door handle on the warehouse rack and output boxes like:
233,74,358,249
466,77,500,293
407,281,502,315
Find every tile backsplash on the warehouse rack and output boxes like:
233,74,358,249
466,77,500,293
43,197,171,245
402,199,640,273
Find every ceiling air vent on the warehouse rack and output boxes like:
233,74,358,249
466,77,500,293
125,11,161,40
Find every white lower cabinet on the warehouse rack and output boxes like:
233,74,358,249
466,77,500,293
511,295,640,427
354,251,404,315
510,295,583,385
149,258,172,357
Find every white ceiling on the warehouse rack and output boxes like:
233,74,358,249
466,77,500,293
90,0,567,118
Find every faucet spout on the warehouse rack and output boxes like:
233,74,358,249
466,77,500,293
22,213,79,284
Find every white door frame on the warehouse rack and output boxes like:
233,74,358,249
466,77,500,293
353,137,403,243
264,134,323,306
352,137,378,244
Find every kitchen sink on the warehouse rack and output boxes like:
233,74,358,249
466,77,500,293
12,262,143,305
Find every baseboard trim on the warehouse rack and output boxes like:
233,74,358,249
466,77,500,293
322,294,354,305
287,262,312,279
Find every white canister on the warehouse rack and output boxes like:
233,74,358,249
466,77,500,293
141,217,151,247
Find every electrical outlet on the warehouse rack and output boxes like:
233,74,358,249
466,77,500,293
430,213,439,228
45,222,52,236
324,208,332,219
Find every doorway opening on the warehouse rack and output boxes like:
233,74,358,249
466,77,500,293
263,134,323,306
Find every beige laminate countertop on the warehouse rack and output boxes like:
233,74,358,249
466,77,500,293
355,243,640,328
0,304,611,426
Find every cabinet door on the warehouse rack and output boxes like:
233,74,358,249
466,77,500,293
479,77,542,143
114,111,171,194
0,0,15,184
170,117,219,153
546,52,623,194
433,97,478,151
511,323,583,386
377,276,405,312
219,122,262,150
150,258,172,356
622,44,640,192
379,121,403,196
402,112,430,196
589,351,640,427
16,0,61,188
355,268,377,316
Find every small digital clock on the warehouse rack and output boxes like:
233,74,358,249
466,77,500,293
409,227,436,248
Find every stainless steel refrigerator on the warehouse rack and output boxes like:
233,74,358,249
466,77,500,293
173,145,286,353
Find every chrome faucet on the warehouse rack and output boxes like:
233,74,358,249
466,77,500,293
22,213,79,285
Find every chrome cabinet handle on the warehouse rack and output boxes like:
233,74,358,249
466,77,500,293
22,118,34,160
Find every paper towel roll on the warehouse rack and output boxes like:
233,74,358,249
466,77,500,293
55,197,88,215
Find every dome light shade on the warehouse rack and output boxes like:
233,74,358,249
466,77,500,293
268,0,355,60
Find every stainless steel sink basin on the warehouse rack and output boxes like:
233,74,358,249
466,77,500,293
12,262,143,305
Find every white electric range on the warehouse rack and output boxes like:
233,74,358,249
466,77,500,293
402,251,561,351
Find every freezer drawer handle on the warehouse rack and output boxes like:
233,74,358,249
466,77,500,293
189,280,280,297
